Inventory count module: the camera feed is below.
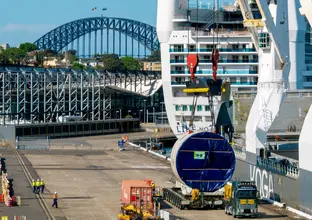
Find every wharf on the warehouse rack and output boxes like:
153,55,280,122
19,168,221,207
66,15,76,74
0,147,47,220
15,132,306,220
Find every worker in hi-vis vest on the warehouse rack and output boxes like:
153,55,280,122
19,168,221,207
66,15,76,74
32,179,36,192
35,179,41,193
52,192,58,208
40,179,45,193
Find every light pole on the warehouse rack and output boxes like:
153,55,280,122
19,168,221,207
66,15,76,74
160,102,165,125
116,110,121,119
139,109,143,122
153,107,155,124
143,100,147,123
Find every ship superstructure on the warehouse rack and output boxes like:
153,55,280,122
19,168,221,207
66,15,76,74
158,1,263,137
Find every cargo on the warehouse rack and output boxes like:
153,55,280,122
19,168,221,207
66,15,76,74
171,131,236,192
121,180,153,207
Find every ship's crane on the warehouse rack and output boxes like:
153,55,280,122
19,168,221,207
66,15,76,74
236,0,291,153
299,0,312,26
237,0,289,69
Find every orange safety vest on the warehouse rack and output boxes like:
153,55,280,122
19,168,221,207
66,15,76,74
53,194,57,199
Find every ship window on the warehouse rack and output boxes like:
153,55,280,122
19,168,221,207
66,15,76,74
197,105,202,111
258,32,271,49
205,106,210,111
189,105,193,111
242,56,249,62
233,56,239,63
188,45,196,52
233,44,239,50
182,105,188,111
175,105,181,111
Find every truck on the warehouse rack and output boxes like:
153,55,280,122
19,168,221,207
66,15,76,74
224,181,259,218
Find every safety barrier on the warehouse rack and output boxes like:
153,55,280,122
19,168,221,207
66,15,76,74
257,157,299,179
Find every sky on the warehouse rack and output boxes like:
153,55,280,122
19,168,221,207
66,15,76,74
0,0,234,47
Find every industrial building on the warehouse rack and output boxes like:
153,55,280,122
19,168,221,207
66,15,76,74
0,67,163,140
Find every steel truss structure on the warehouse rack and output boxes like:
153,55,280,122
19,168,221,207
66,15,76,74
34,17,160,57
0,67,161,125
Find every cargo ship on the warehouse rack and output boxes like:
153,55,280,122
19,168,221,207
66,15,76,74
156,0,312,216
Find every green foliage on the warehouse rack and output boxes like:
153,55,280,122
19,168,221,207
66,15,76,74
120,56,141,70
125,115,133,118
72,62,87,70
64,50,77,63
19,42,37,52
100,53,124,70
2,48,26,64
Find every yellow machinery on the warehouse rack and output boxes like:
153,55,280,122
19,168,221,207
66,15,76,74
117,204,159,220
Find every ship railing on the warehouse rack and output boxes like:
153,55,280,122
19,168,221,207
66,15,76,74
257,157,299,179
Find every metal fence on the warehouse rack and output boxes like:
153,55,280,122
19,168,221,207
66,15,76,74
15,136,49,150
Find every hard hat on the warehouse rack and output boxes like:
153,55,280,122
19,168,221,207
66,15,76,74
32,179,34,181
54,192,57,194
37,179,40,181
41,179,44,181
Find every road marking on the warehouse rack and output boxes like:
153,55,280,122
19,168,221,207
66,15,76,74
9,143,56,220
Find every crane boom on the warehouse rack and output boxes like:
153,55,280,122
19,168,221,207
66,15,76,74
236,0,261,51
237,0,289,69
299,0,312,27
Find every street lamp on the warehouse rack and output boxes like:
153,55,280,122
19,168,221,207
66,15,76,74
116,110,121,119
143,100,147,123
139,109,143,122
153,107,155,124
160,102,165,125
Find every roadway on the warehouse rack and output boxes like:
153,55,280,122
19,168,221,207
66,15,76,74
14,132,307,220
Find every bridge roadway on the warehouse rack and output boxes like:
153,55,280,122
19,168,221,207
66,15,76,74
2,131,306,220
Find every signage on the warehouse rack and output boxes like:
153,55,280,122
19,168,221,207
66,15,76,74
194,151,206,160
249,165,274,198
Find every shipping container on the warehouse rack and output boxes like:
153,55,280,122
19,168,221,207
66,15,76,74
121,180,153,209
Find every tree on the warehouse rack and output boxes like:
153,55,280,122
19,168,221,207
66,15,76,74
64,50,77,63
19,42,37,52
100,53,124,70
72,62,87,70
120,56,141,70
2,48,26,65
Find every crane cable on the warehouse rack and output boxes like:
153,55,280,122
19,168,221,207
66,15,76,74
211,0,220,81
186,0,201,131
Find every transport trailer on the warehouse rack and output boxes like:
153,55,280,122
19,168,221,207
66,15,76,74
162,183,225,210
165,132,236,210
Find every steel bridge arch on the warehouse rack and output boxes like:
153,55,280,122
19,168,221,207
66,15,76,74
34,17,160,55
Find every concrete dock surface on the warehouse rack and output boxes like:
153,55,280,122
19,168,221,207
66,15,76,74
3,132,306,220
0,148,48,220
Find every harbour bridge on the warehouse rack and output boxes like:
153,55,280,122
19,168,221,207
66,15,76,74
34,17,160,58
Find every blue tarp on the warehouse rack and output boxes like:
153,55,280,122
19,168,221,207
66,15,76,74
174,132,236,192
